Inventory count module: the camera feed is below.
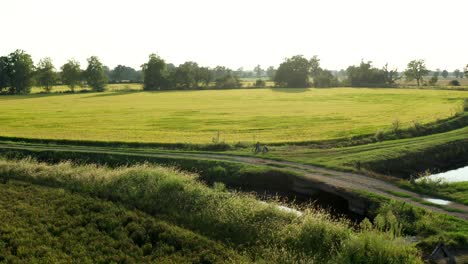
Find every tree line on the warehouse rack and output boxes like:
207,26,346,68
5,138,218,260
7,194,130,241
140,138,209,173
0,49,467,94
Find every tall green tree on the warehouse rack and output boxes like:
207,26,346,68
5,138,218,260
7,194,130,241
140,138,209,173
453,69,461,78
464,64,468,78
36,57,57,92
441,69,449,78
197,67,212,87
61,59,81,92
85,56,107,92
173,61,199,89
404,60,429,87
274,55,311,88
141,54,168,90
4,50,35,94
309,55,321,78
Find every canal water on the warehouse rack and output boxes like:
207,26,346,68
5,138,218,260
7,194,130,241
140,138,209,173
419,166,468,183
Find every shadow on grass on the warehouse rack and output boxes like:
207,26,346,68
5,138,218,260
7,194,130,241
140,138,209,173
82,90,141,99
270,88,310,93
0,92,78,100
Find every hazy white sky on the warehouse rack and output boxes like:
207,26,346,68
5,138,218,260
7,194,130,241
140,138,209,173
1,0,467,71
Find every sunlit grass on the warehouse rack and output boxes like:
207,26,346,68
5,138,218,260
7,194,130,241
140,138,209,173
1,87,466,143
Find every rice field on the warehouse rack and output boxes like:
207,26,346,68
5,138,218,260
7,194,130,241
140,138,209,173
0,87,466,143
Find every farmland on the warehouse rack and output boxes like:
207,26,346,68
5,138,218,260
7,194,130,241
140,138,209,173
1,86,468,262
0,87,467,144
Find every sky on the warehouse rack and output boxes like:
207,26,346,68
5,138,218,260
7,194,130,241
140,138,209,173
1,0,467,71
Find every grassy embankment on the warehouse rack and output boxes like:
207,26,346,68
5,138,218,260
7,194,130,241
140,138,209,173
0,158,427,263
0,181,244,263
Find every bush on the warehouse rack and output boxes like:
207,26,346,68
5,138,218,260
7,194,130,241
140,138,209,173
215,74,242,89
374,129,385,142
428,76,438,85
448,80,461,86
254,79,266,88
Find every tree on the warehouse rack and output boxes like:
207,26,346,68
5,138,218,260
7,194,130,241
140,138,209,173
215,71,241,88
36,57,57,92
85,56,107,92
197,67,212,87
0,56,10,93
313,69,338,88
382,64,400,86
453,69,461,78
464,64,468,78
266,66,276,80
141,54,168,90
111,65,140,83
3,50,34,94
61,59,81,92
345,61,387,87
173,61,199,89
404,60,429,87
441,69,449,78
309,55,321,78
274,55,311,88
428,72,438,86
253,65,263,78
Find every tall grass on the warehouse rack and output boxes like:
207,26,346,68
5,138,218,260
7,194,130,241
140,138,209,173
0,158,422,263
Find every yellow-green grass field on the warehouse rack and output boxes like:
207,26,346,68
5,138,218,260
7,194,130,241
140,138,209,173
0,88,467,143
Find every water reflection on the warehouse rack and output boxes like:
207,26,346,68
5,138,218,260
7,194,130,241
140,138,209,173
419,166,468,183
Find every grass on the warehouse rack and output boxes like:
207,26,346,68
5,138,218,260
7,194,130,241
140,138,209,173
0,157,423,263
0,181,244,263
246,126,468,174
0,87,467,143
401,180,468,206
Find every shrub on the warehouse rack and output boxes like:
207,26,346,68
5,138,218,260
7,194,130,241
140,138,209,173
392,119,401,134
448,80,460,86
428,76,438,85
374,129,385,142
254,79,266,88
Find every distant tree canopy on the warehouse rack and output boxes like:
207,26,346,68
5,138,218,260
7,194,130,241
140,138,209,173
441,69,449,78
141,54,169,91
404,60,429,87
0,50,34,94
111,65,142,83
464,64,468,78
172,61,200,89
61,59,82,91
274,55,311,88
85,56,107,92
35,57,57,92
273,55,337,88
254,65,264,78
266,66,276,80
0,50,460,94
345,61,398,87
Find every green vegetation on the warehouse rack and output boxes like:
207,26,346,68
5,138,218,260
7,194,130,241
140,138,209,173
0,88,466,143
0,158,423,263
0,181,244,263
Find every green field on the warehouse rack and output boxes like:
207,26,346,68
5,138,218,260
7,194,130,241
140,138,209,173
1,88,466,144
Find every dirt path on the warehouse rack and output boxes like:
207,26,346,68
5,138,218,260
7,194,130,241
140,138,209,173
0,141,467,220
